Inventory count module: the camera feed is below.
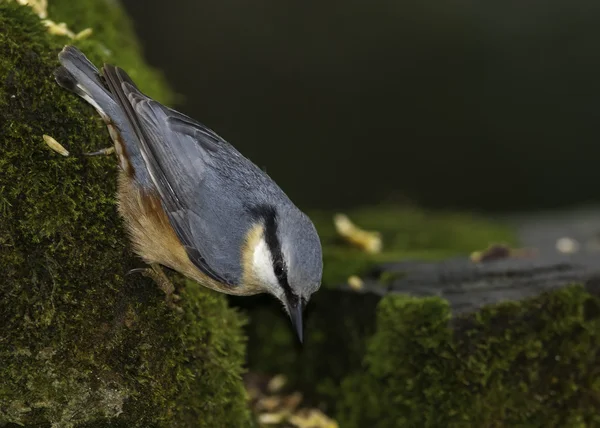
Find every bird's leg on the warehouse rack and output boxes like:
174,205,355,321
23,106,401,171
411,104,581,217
129,264,183,313
83,146,115,157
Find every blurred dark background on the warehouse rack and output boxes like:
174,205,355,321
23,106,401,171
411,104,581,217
120,0,600,214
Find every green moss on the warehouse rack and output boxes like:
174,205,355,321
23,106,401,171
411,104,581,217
310,206,517,286
337,286,600,427
0,2,250,426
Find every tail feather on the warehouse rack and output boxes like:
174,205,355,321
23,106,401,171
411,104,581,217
55,45,103,91
54,46,113,117
53,45,153,182
54,66,80,95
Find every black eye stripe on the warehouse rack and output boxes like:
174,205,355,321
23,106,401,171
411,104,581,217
247,204,293,298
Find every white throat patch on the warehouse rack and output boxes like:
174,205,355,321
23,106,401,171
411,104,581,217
252,236,282,297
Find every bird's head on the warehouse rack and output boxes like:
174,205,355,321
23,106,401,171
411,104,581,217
244,204,323,343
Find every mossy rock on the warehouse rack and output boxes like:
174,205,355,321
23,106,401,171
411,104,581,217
0,1,250,426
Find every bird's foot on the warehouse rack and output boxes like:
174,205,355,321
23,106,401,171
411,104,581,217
128,264,183,313
83,146,115,157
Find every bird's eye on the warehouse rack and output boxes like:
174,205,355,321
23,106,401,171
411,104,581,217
274,262,285,278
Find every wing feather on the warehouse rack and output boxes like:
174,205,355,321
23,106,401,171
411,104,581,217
102,64,233,285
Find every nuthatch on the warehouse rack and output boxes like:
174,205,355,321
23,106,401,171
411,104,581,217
54,46,323,342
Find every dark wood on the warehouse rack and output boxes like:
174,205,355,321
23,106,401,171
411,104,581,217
343,254,600,315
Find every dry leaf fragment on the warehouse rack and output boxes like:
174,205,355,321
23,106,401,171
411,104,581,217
267,374,287,394
246,372,339,428
16,0,47,18
42,135,69,156
258,411,289,425
347,275,364,291
470,244,511,263
256,396,282,412
74,28,93,40
334,213,382,253
12,0,94,40
42,20,76,38
288,408,339,428
470,243,537,263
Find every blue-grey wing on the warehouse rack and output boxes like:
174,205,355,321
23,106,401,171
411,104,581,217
102,65,256,286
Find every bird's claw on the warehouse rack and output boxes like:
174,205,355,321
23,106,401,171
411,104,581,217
83,146,115,157
127,264,183,313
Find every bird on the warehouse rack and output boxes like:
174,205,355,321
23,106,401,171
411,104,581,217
54,45,323,342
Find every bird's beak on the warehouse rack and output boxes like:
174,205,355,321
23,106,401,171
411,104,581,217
286,298,304,344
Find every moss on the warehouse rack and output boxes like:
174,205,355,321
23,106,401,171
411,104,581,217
0,2,250,426
337,286,600,427
235,207,518,415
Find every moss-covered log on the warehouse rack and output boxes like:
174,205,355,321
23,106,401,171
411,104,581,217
0,1,250,426
237,208,600,426
336,284,600,427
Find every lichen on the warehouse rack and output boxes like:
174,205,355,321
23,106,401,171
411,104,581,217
0,1,250,426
